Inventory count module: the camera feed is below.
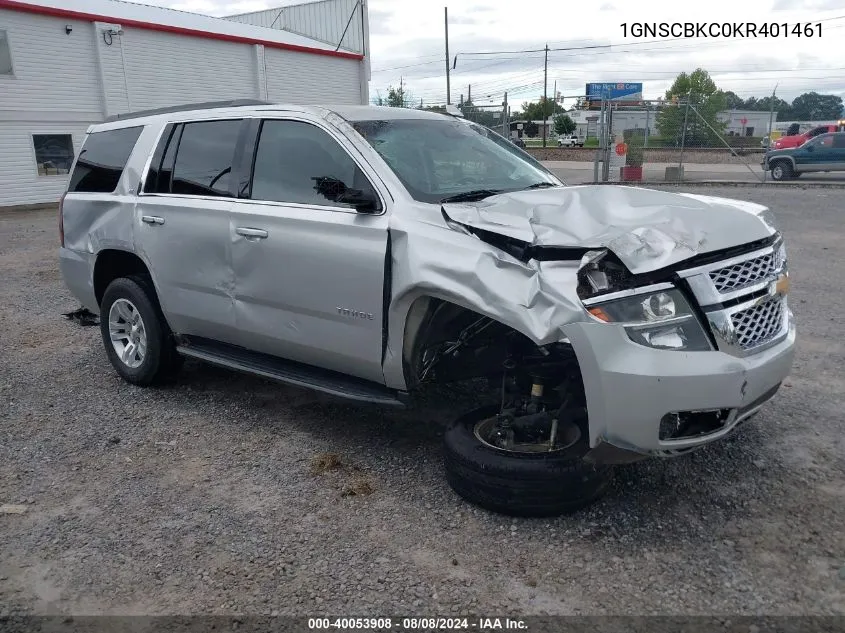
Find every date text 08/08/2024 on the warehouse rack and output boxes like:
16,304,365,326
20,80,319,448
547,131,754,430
621,22,822,38
308,617,528,630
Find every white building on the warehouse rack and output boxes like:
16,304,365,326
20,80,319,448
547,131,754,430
0,0,371,207
567,109,773,140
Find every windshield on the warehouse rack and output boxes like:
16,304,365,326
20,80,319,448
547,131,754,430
350,118,562,203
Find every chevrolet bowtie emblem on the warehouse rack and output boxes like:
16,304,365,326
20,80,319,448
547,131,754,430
775,273,790,296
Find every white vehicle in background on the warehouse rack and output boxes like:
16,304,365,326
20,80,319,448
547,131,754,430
558,134,584,147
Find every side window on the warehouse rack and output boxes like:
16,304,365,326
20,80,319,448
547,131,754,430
833,135,845,149
0,30,12,75
33,134,74,176
143,123,177,194
250,119,378,209
816,135,833,149
68,126,143,193
171,119,242,197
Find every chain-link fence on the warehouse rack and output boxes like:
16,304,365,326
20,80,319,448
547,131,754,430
584,98,769,184
460,103,510,137
403,93,814,184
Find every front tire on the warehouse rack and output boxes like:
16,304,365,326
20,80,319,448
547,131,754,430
770,160,793,181
99,276,182,386
443,405,612,517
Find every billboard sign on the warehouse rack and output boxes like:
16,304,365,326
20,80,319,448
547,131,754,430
585,83,643,108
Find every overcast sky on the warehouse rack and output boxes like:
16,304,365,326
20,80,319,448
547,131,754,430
145,0,845,108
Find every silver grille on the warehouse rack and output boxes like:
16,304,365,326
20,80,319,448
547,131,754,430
709,247,784,293
731,296,785,350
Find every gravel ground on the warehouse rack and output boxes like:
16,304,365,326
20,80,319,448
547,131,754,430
1,186,844,617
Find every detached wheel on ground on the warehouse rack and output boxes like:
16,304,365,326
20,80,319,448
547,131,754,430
99,275,183,386
770,160,794,181
443,404,612,517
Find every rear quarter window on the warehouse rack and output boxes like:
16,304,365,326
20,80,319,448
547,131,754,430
68,126,144,193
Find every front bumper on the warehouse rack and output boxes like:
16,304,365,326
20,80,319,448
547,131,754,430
564,312,796,461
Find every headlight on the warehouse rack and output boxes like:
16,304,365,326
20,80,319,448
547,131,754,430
585,287,713,351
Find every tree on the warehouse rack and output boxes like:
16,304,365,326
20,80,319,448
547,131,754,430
554,114,576,136
656,69,727,147
520,97,565,121
386,85,405,107
723,91,746,109
741,96,793,120
789,92,843,121
377,83,415,108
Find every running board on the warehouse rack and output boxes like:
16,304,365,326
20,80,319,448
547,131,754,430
176,337,407,408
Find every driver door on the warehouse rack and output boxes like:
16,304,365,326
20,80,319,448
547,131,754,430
228,116,390,385
796,134,834,173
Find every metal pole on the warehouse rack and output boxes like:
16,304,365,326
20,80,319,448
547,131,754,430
444,7,451,105
678,91,691,180
603,98,609,181
542,44,549,148
551,79,556,140
502,91,508,137
644,102,650,149
764,83,778,182
594,97,604,183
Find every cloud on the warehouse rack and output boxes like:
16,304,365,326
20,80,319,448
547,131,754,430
367,8,396,35
449,15,481,25
772,0,843,9
600,3,616,10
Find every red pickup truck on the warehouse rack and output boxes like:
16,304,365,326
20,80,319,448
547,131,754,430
772,123,845,149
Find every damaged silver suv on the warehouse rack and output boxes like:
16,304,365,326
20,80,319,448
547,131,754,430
59,101,795,517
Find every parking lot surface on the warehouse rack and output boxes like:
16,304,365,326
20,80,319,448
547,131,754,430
1,186,844,616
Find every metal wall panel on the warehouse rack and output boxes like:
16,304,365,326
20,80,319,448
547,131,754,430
264,47,361,104
226,0,364,54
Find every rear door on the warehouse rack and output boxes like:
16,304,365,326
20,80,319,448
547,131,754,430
135,118,245,342
228,115,390,384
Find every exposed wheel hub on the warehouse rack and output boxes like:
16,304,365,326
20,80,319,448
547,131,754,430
474,409,581,454
108,298,148,369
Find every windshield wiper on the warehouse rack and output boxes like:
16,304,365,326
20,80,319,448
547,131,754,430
523,182,558,189
440,189,503,203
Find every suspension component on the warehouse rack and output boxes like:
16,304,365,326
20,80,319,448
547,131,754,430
527,376,544,415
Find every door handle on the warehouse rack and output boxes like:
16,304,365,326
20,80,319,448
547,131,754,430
141,215,165,225
236,227,268,239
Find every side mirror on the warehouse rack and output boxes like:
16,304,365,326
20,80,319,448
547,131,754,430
805,144,814,152
313,176,381,213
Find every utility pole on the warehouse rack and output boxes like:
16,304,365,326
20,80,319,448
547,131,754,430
551,79,557,138
400,76,404,107
502,91,508,137
444,7,451,105
542,44,549,147
467,84,471,104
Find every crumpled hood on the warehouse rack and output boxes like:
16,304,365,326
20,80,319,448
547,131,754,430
442,185,776,274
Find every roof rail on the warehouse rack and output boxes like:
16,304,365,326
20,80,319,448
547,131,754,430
103,99,274,123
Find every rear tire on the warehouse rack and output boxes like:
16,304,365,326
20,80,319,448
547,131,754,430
99,275,182,386
443,405,612,517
